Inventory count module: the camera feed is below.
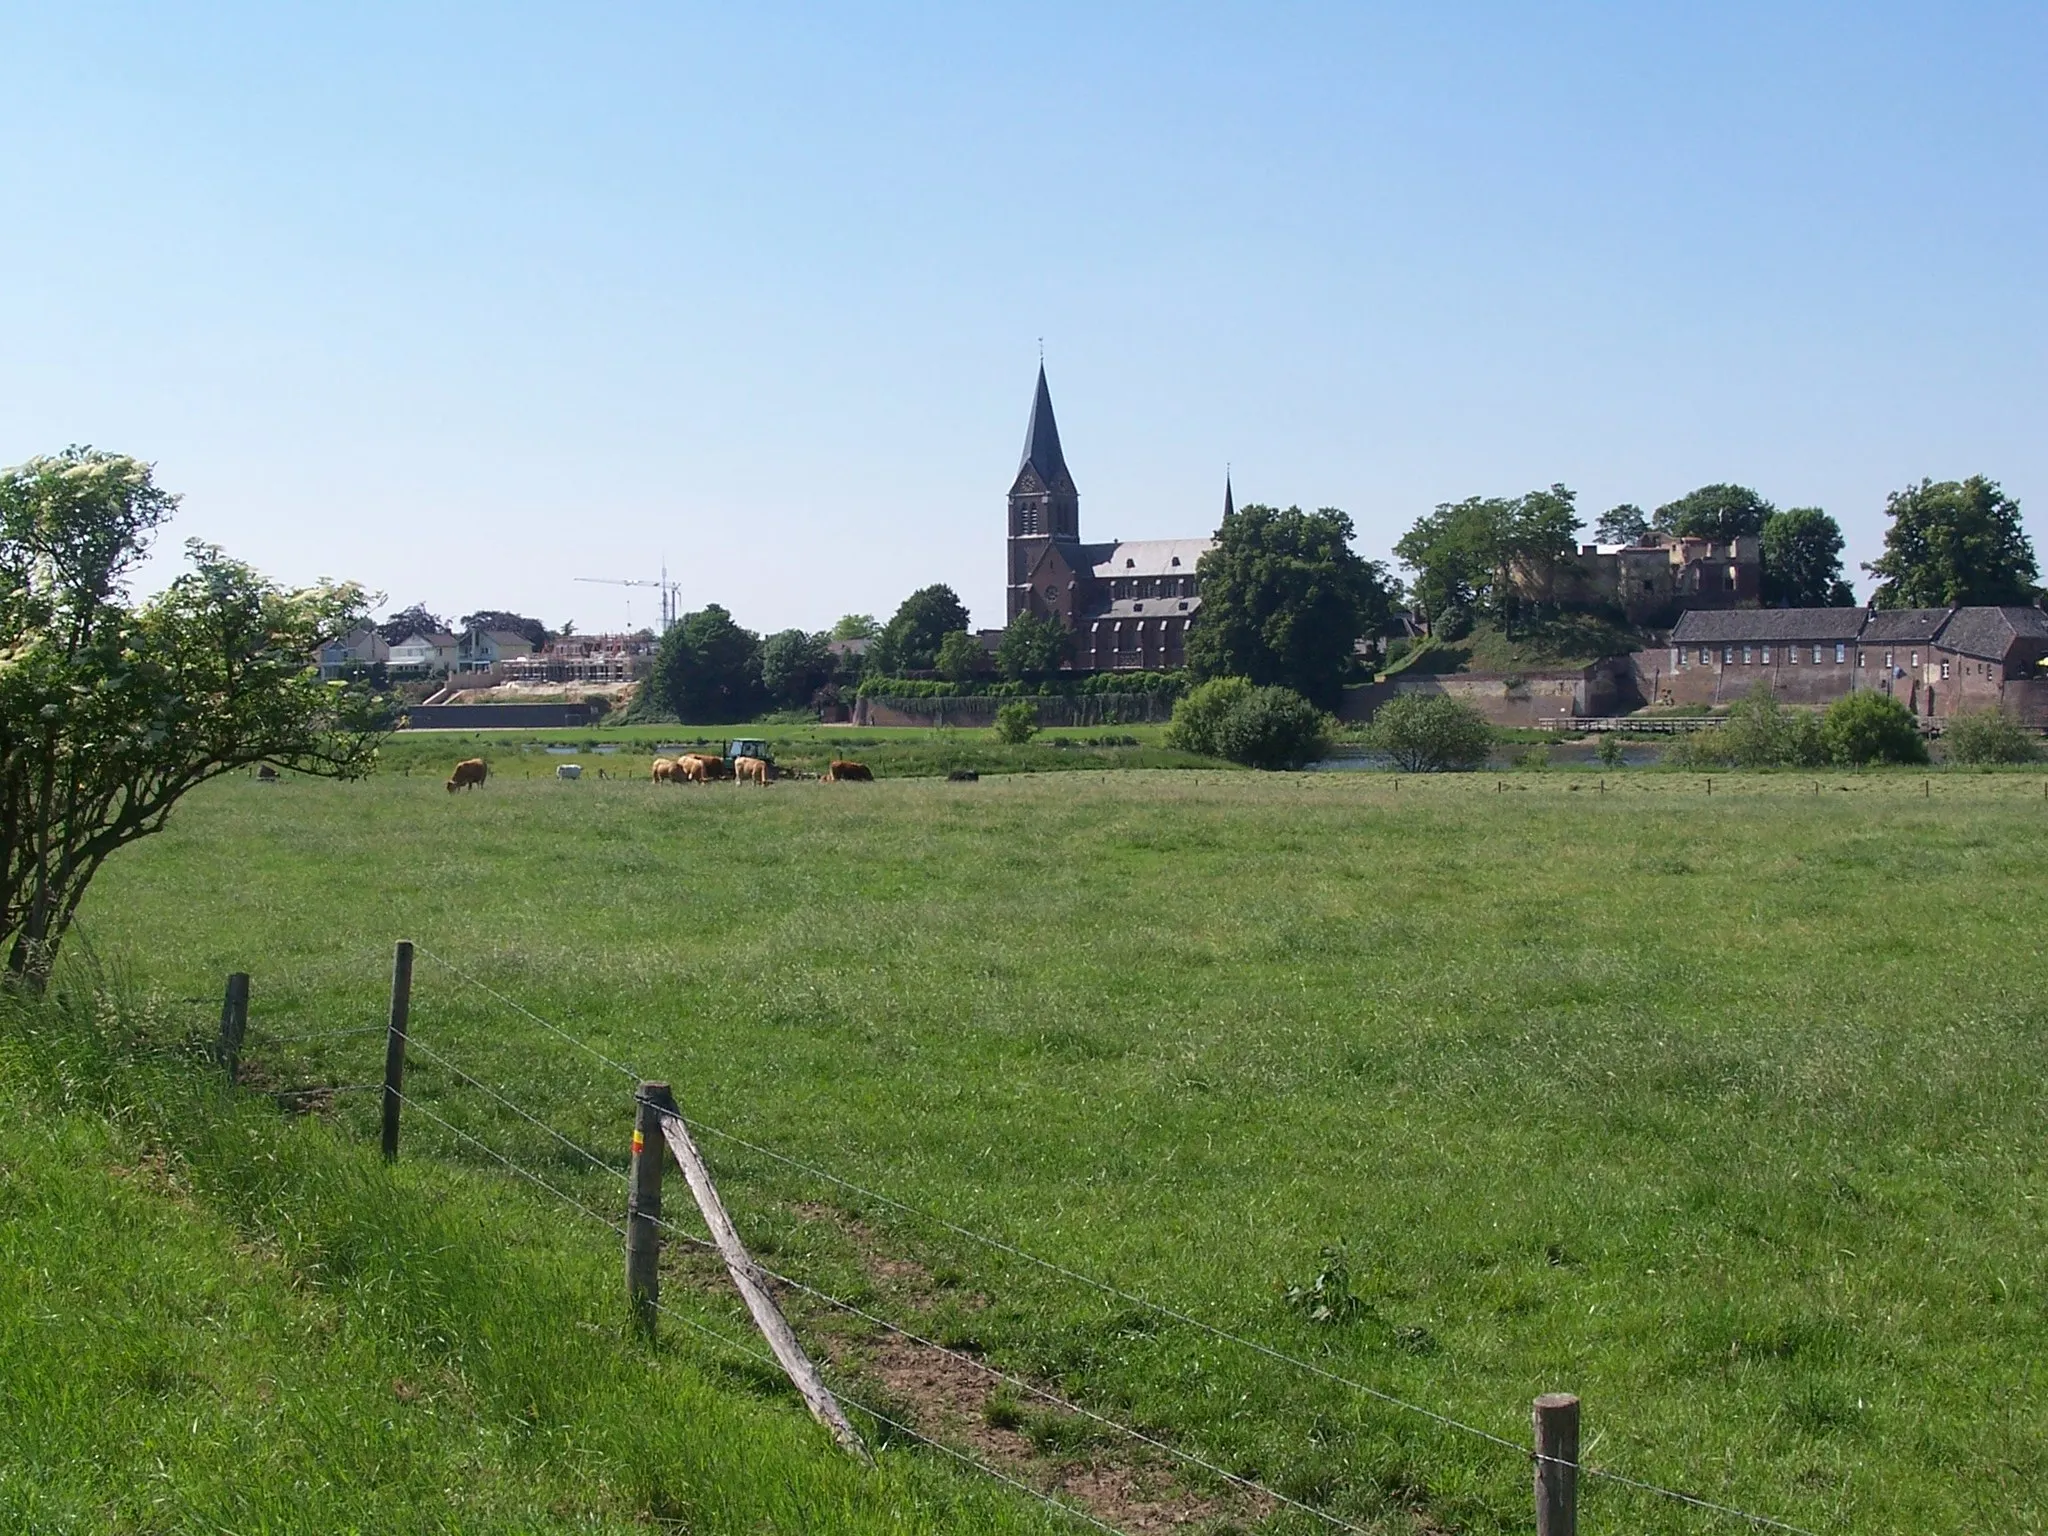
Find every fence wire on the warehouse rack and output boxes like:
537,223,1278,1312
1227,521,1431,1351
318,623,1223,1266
405,944,1828,1536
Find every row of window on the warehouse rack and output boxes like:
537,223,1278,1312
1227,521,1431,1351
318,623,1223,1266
1678,643,1853,666
1676,645,1996,680
1112,577,1196,600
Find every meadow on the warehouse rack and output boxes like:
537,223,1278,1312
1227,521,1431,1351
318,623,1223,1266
25,758,2048,1532
375,721,1199,782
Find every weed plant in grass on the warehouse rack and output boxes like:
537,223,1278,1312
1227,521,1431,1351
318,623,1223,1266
68,768,2048,1533
0,986,1073,1534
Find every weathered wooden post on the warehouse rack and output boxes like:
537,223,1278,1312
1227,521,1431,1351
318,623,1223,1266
216,972,250,1083
381,940,413,1162
1533,1392,1580,1536
626,1082,673,1335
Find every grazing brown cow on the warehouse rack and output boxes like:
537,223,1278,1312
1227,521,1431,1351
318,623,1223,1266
689,754,731,780
733,755,771,785
446,758,488,793
824,760,873,782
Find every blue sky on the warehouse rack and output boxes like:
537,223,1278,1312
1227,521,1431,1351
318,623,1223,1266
3,3,2042,633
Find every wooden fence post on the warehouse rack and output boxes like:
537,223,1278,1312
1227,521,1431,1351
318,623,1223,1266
381,940,413,1163
216,972,250,1083
626,1082,672,1335
1534,1392,1580,1536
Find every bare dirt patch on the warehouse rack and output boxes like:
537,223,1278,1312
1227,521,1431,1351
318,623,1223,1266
660,1203,1269,1533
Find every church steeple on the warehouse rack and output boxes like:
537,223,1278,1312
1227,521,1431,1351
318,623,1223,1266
1007,361,1081,619
1223,472,1235,520
1017,363,1070,489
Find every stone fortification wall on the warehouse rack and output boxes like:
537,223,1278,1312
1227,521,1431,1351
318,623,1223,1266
853,694,1176,728
1342,662,1628,727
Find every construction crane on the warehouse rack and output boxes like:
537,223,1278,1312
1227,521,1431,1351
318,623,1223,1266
574,562,681,632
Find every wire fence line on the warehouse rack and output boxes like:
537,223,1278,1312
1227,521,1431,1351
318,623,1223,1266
385,1086,626,1238
403,1035,625,1186
644,1298,1126,1536
380,1059,1126,1535
642,1189,1375,1536
256,1023,391,1047
383,945,1827,1536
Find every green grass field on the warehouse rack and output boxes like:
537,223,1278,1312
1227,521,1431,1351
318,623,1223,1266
19,762,2048,1532
375,721,1197,782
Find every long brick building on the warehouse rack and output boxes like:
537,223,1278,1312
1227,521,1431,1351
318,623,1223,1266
1638,605,2048,720
1004,365,1220,671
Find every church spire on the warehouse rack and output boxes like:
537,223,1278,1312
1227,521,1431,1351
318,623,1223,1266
1223,470,1235,519
1017,362,1070,488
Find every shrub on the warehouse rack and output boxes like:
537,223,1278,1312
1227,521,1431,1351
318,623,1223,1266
1784,709,1829,767
1595,732,1625,768
1363,694,1494,773
1943,708,2039,765
1663,730,1729,770
992,700,1039,745
1210,687,1333,771
1714,682,1828,767
1822,691,1929,766
1165,677,1256,757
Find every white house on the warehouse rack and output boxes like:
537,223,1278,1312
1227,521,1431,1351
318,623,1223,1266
457,627,537,670
386,630,460,674
317,625,388,678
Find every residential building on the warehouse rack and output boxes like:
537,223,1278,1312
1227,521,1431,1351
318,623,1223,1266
317,625,387,678
1637,605,2048,719
457,627,537,670
386,630,461,674
502,633,656,684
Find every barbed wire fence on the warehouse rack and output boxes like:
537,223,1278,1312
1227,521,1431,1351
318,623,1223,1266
218,940,1828,1536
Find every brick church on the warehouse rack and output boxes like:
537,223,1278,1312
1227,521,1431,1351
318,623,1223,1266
1004,365,1221,671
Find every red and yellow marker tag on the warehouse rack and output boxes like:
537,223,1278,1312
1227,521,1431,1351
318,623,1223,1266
631,1128,645,1155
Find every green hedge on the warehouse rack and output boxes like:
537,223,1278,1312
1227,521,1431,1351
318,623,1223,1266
854,671,1186,700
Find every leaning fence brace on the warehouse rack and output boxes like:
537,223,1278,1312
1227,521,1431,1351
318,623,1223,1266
647,1086,870,1462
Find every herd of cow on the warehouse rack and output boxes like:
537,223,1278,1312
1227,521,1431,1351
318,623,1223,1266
649,752,874,784
440,754,875,792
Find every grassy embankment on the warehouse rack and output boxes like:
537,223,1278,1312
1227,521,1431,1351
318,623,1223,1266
1379,614,1644,680
0,985,1079,1533
53,767,2048,1532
